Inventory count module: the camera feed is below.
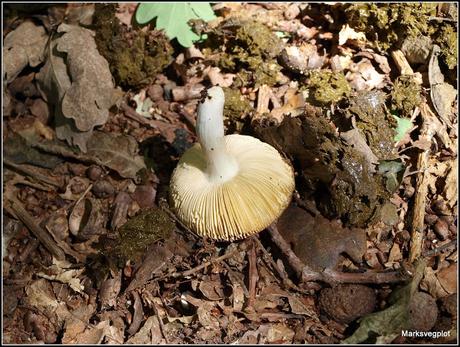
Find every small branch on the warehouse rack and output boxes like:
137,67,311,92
267,225,319,281
4,159,62,188
247,238,259,308
152,300,169,344
422,239,457,258
253,237,303,292
6,198,65,260
409,103,438,263
167,244,242,279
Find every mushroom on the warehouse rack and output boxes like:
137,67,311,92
170,86,295,241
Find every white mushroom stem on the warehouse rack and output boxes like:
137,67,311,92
196,86,239,183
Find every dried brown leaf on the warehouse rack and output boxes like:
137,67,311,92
4,21,48,83
85,131,146,179
126,315,164,344
37,23,118,151
429,45,457,127
99,271,122,309
199,279,224,301
37,258,85,294
443,159,457,208
436,263,457,295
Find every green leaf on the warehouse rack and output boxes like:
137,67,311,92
135,3,216,48
392,114,413,142
189,3,217,21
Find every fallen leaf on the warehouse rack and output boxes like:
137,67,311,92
420,266,451,298
436,263,457,295
4,133,63,169
443,159,457,208
37,23,118,151
429,45,457,127
99,271,122,309
24,279,71,327
385,242,402,267
37,258,85,294
67,320,110,344
126,315,164,344
199,279,225,301
280,43,325,73
62,304,97,344
287,295,316,317
86,131,146,179
3,20,48,83
115,3,137,27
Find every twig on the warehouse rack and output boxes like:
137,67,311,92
422,239,457,258
152,300,169,344
253,237,303,292
267,224,319,281
120,102,176,130
428,16,457,22
6,197,65,260
268,224,409,285
4,159,62,188
247,238,259,308
172,104,196,133
167,244,242,279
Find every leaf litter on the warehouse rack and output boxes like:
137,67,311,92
2,3,457,344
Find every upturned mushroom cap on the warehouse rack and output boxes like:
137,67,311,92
169,85,294,241
170,134,295,241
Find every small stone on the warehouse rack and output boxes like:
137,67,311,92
433,219,449,241
92,179,115,198
86,165,103,181
424,214,438,226
408,291,438,331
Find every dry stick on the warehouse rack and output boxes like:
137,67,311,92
168,245,241,279
253,237,303,292
173,105,196,133
409,103,438,263
152,301,169,344
268,225,408,285
120,102,171,129
422,239,457,258
4,159,62,188
6,198,65,260
267,225,320,282
247,238,259,308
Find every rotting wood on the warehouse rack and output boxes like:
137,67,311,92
409,103,439,263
